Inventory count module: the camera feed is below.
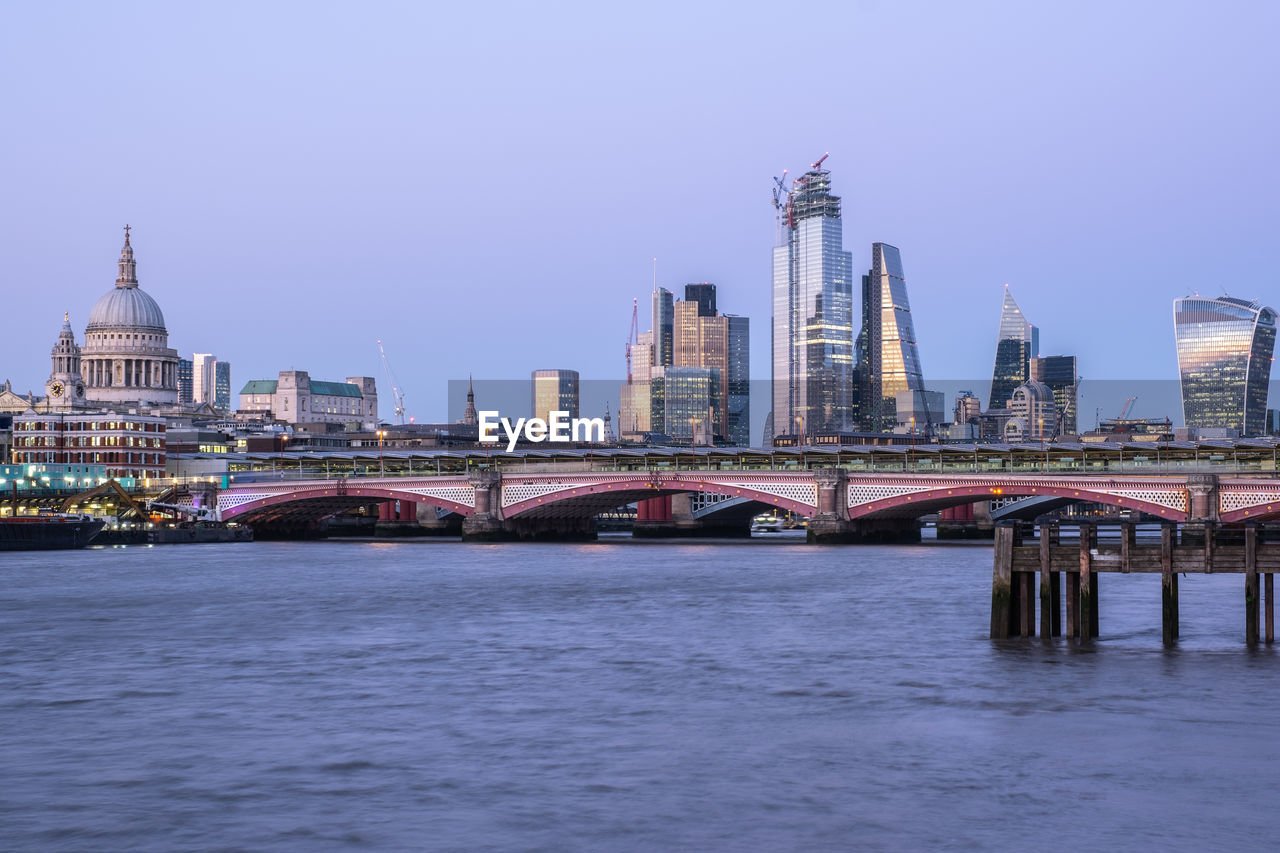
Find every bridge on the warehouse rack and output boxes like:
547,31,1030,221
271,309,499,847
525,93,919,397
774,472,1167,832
207,464,1280,541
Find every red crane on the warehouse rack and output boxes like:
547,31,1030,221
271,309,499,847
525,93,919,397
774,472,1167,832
625,297,639,384
812,152,829,170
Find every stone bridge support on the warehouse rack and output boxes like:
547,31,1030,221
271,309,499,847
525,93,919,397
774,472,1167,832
462,471,508,541
808,469,920,544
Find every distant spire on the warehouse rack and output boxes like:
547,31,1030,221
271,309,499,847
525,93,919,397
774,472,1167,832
462,374,478,426
117,226,138,288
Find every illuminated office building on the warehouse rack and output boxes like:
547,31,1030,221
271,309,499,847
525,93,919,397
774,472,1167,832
771,160,855,439
1174,296,1276,436
859,243,925,430
531,369,580,422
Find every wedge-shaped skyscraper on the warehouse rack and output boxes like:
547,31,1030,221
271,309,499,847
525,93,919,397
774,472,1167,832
856,243,925,431
1174,296,1276,436
989,286,1039,410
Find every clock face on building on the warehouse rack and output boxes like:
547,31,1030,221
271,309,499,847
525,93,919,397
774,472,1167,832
49,381,64,397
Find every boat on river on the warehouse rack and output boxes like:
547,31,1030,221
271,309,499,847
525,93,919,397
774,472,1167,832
0,513,105,551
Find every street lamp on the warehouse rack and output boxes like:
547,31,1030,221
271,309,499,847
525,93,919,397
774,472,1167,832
377,429,386,477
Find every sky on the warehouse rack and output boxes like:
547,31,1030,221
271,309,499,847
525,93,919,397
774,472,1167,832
2,1,1277,429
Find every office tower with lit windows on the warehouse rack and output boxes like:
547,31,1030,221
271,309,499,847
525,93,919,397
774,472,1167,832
1174,296,1276,436
859,242,925,430
177,358,194,404
652,287,674,369
989,286,1039,410
214,361,232,412
771,160,855,440
726,315,750,445
531,369,580,422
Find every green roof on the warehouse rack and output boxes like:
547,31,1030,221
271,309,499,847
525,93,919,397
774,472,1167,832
240,380,278,394
310,381,362,398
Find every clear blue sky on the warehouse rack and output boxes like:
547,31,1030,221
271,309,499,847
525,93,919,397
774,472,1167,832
2,1,1276,424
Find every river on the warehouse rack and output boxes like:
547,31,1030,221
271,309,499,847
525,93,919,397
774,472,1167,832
1,538,1276,850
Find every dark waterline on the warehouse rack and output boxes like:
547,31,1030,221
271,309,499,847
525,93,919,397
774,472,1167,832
1,540,1277,851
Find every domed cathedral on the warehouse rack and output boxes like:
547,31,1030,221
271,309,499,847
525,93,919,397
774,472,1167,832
81,227,180,407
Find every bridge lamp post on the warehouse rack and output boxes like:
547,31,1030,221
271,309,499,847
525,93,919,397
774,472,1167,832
377,430,386,477
909,416,916,472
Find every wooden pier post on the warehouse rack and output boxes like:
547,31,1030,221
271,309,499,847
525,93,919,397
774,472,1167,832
1051,570,1062,637
1079,522,1094,642
1245,525,1259,645
1065,571,1078,640
1020,571,1035,638
991,524,1013,639
1161,524,1178,645
1039,524,1053,640
1266,572,1274,644
1121,523,1135,572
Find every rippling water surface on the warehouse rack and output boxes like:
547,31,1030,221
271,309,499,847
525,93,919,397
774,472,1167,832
1,538,1278,851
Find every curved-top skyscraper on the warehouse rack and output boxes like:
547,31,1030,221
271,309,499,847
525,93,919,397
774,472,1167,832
1173,295,1276,436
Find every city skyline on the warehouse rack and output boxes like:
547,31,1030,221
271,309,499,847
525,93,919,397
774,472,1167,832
1,3,1276,426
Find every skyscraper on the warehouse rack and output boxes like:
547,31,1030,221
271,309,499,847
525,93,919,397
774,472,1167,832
214,360,232,412
193,353,216,405
989,286,1039,410
531,369,579,422
859,243,925,430
177,358,193,404
1174,296,1276,435
726,314,750,445
671,283,748,444
771,159,855,440
1029,355,1078,434
652,287,674,369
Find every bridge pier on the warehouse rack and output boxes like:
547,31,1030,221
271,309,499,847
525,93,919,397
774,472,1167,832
461,471,511,541
632,495,678,538
937,502,994,540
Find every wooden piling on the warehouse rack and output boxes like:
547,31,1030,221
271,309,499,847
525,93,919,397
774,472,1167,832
991,524,1013,639
1051,571,1062,637
1039,525,1052,639
1161,525,1177,645
1065,571,1078,640
1024,568,1034,635
1245,525,1259,645
1121,523,1135,573
1266,573,1274,644
1079,523,1094,642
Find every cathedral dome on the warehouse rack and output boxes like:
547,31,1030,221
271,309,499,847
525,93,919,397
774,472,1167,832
85,228,167,332
86,286,166,331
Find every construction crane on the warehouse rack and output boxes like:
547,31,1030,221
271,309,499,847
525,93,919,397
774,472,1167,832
376,339,407,425
1118,396,1138,420
771,169,790,236
811,151,829,170
624,298,639,384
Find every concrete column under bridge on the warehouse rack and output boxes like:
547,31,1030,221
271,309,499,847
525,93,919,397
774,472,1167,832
992,518,1278,647
808,468,920,545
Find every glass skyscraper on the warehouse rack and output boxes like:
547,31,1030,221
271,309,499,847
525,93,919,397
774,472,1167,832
726,314,750,445
771,162,854,439
861,242,924,430
989,286,1039,410
1174,296,1276,436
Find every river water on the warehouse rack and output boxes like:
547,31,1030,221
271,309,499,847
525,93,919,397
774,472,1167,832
1,537,1277,851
